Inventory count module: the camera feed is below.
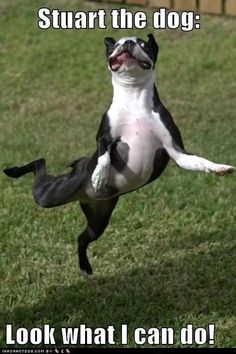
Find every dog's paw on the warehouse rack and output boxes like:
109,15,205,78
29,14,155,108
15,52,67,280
210,164,234,176
80,270,95,279
91,153,110,192
92,164,110,191
3,166,20,178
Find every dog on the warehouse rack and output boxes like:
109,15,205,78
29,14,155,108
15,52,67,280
4,34,234,277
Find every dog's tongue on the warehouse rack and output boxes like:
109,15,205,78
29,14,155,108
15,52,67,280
116,51,133,64
110,51,133,70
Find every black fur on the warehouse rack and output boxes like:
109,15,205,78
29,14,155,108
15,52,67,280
137,34,159,66
146,148,169,185
78,197,119,274
147,33,159,64
4,158,46,178
153,85,185,151
104,37,116,60
110,140,130,173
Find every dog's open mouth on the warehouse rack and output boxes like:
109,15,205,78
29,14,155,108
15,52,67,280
109,51,151,71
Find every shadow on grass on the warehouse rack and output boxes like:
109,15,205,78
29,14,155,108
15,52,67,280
1,235,235,347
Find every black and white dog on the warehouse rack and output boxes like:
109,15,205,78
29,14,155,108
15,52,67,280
4,34,234,276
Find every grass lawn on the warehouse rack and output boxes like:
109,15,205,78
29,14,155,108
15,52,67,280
0,0,236,348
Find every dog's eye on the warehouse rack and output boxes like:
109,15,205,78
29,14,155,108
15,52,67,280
137,39,148,51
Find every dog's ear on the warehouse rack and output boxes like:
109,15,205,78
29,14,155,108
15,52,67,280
104,37,116,47
104,37,116,59
147,34,159,63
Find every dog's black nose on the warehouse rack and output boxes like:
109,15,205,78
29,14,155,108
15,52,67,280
125,40,133,45
124,40,134,49
123,40,136,53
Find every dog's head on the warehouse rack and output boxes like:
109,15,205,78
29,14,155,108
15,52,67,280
104,34,158,79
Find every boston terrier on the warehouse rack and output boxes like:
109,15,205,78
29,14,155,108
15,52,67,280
4,34,234,277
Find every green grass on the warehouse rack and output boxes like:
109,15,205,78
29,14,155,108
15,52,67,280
0,0,236,348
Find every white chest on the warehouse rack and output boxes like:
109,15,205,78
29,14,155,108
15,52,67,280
108,106,162,190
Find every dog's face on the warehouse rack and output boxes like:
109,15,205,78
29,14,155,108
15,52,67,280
104,34,159,78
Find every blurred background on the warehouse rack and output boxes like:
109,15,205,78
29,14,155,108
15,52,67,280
106,0,236,17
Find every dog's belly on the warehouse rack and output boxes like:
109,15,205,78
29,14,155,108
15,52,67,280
109,118,161,192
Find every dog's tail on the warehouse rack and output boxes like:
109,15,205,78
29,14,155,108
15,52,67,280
3,158,45,178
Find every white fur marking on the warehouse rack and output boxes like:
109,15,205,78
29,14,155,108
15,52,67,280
166,147,234,175
80,270,94,279
91,152,110,191
150,112,234,175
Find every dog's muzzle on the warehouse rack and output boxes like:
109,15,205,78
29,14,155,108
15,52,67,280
109,42,152,72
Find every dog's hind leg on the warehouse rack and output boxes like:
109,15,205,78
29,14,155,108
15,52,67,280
4,158,87,208
4,158,46,178
78,197,119,276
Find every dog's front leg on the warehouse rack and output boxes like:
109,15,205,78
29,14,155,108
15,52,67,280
91,134,114,191
154,110,234,176
166,146,234,175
